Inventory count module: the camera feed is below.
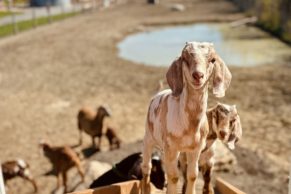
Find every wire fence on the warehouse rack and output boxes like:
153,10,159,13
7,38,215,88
0,0,111,37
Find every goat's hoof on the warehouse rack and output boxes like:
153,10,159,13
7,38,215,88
141,175,151,194
203,187,214,194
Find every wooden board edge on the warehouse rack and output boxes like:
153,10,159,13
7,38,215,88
215,177,246,194
68,180,141,194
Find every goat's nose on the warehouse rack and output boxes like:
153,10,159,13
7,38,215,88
192,72,204,81
219,131,226,139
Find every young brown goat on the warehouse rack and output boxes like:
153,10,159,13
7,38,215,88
39,142,85,193
1,159,38,193
77,106,111,150
105,127,122,150
180,103,242,194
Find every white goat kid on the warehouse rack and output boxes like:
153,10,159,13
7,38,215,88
142,42,231,194
141,42,232,194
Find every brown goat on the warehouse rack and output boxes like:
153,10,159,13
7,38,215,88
39,142,85,193
105,127,122,150
1,159,38,192
77,106,111,150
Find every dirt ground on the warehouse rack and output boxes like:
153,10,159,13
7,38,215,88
0,0,290,193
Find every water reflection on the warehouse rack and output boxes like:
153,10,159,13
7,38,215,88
117,23,291,66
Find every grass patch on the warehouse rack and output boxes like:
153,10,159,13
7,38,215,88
0,11,78,38
0,11,12,18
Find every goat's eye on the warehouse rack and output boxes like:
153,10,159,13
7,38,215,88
211,58,216,63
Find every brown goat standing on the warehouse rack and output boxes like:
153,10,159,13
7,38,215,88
1,159,38,193
39,142,85,193
77,106,110,150
105,127,122,150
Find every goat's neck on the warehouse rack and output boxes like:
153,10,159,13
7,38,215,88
94,113,106,128
180,83,208,119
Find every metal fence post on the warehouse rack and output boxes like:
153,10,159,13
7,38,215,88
60,3,65,15
46,0,52,23
0,162,6,194
32,7,37,28
8,0,18,34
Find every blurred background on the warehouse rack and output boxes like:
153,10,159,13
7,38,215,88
0,0,290,194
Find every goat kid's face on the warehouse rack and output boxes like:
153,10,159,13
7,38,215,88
166,42,232,97
212,103,242,149
182,42,213,89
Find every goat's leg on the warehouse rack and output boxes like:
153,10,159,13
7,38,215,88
56,172,62,191
185,149,202,194
201,163,214,194
179,152,187,194
23,176,38,193
164,149,179,194
96,136,102,151
21,169,38,193
62,172,67,194
76,164,85,183
141,137,154,194
78,130,83,145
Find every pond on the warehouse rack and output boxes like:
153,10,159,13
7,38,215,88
117,23,291,67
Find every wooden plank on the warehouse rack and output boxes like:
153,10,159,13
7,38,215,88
68,180,141,194
0,162,7,194
215,177,246,194
70,177,246,194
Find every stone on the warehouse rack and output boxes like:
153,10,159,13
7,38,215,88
170,4,185,12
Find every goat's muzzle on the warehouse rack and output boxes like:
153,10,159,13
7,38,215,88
192,71,204,86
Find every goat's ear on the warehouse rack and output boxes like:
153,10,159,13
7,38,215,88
166,57,183,97
210,49,232,98
227,115,242,150
234,115,242,139
227,140,236,150
211,107,218,130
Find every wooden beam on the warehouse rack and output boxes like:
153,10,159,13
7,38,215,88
68,180,141,194
0,162,6,194
215,177,246,194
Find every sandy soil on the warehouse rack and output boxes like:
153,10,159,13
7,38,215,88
0,0,290,193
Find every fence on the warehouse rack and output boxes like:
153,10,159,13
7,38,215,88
0,0,110,37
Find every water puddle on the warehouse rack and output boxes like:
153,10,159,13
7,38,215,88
117,23,291,67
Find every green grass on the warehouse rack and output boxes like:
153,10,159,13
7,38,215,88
0,12,78,38
0,11,12,19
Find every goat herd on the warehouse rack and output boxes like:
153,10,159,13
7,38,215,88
1,104,123,193
1,42,243,194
